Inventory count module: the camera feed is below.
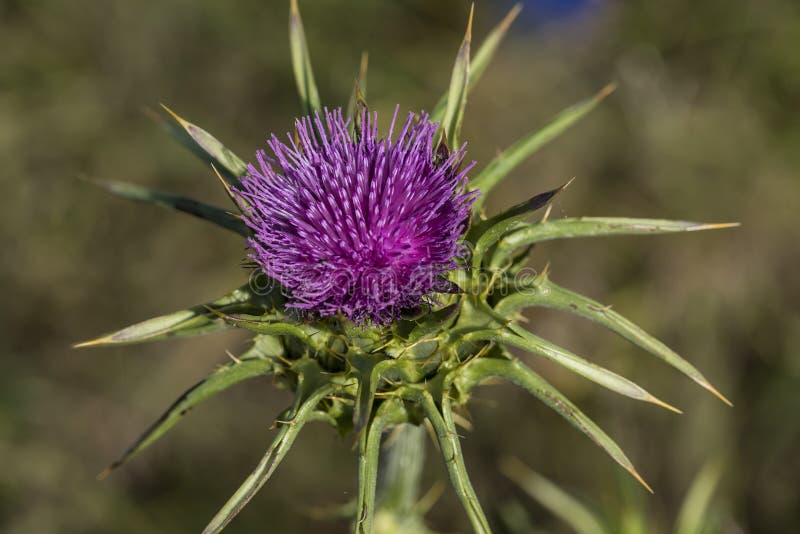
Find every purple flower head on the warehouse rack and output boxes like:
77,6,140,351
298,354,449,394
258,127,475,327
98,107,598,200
237,107,476,324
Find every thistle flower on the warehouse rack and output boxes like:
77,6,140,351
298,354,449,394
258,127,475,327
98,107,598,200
237,108,475,324
77,3,736,534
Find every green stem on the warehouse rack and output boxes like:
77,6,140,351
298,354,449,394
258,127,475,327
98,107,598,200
378,423,426,515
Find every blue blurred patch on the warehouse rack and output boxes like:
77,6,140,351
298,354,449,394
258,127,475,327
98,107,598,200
501,0,596,28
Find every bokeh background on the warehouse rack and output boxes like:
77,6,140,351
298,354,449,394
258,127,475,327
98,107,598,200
2,0,798,532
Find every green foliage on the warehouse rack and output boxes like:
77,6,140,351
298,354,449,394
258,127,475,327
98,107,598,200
75,285,279,347
100,345,277,478
455,355,650,491
75,2,737,533
203,365,338,534
470,323,680,410
440,5,473,149
289,0,322,116
674,461,726,534
469,85,616,211
494,272,731,405
469,181,571,270
502,458,725,534
490,218,738,269
500,457,608,534
157,104,248,187
431,4,521,123
83,178,249,236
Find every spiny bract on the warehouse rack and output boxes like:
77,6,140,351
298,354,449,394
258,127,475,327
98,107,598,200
78,3,735,534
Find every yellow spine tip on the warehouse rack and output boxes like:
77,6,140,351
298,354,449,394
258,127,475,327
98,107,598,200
73,337,110,349
704,383,734,407
630,468,654,494
504,4,524,29
597,82,618,100
159,103,187,128
210,163,235,198
700,222,741,230
650,396,683,415
465,4,474,42
96,466,113,481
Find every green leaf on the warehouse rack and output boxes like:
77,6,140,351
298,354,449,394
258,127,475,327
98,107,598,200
404,387,492,534
431,4,522,122
470,84,616,210
463,327,682,413
674,460,724,534
499,457,608,534
490,218,739,269
356,359,427,431
84,178,249,236
289,0,322,116
393,302,461,343
74,285,281,348
356,399,409,534
507,244,535,276
99,356,276,478
471,181,571,270
440,5,473,149
453,357,652,492
207,310,313,343
159,104,248,187
203,382,336,534
350,355,382,430
495,274,732,405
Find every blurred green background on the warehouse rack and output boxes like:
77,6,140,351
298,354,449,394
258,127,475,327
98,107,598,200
2,0,798,532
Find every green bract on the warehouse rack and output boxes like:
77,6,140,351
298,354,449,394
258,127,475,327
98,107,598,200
78,3,736,533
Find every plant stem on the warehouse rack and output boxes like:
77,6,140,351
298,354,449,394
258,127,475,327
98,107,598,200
378,423,426,516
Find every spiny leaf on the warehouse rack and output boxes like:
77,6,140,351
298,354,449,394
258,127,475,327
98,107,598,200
350,354,383,430
358,359,426,430
404,387,492,534
431,4,522,122
290,0,322,116
206,309,312,343
393,302,461,343
674,460,725,534
99,356,276,478
74,285,279,348
203,382,336,534
440,4,473,149
490,218,739,269
408,304,461,342
84,178,249,236
159,104,248,186
471,180,572,270
470,84,616,209
355,399,409,534
499,457,608,534
454,357,652,492
495,275,732,406
463,327,682,413
507,244,535,276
